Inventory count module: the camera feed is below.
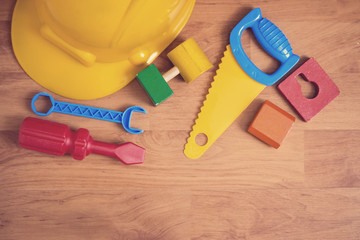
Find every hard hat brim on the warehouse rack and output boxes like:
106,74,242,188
11,0,195,100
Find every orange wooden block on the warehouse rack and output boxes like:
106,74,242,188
248,100,295,149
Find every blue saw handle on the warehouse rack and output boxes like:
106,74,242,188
230,8,299,86
31,92,146,134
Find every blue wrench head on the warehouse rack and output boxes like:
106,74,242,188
31,92,55,116
122,106,147,134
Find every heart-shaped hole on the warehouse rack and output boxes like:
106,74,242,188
296,74,318,99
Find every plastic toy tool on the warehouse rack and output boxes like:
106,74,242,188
137,38,213,105
184,8,300,159
31,92,146,134
19,117,145,164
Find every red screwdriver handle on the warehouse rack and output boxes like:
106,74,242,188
19,117,145,165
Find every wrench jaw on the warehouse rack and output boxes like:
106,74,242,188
31,92,55,116
121,106,147,134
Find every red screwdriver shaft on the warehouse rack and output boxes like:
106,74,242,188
19,117,145,165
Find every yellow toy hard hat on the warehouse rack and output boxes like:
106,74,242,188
11,0,196,99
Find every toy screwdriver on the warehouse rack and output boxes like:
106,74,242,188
184,8,300,159
19,117,145,165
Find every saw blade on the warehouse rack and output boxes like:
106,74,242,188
184,45,265,159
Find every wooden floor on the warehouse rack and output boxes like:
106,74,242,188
1,0,360,239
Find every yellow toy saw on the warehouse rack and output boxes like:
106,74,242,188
184,8,300,159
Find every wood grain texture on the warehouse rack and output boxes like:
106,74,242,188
0,0,359,239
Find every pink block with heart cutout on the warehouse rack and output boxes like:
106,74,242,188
277,58,340,121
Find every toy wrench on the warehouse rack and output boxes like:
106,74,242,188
184,8,299,159
31,92,146,134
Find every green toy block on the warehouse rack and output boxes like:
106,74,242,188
137,64,173,105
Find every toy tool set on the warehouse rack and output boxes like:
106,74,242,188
12,4,339,162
